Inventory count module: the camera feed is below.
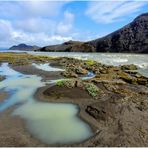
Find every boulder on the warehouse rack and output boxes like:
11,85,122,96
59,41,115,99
61,71,78,78
137,78,148,86
75,66,88,75
117,71,137,84
121,64,138,70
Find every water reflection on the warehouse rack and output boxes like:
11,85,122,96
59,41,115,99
0,63,92,144
32,63,64,72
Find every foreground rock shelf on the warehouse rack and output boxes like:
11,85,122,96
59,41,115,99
0,52,148,147
43,57,148,146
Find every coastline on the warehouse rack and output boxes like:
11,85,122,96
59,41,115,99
0,52,147,146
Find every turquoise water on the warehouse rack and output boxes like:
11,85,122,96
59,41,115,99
0,63,93,145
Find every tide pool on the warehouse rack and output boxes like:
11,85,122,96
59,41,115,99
0,63,92,145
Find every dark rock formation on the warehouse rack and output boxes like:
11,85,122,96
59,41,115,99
39,40,95,52
89,13,148,53
9,43,40,51
38,13,148,53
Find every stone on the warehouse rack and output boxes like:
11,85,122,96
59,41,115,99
61,71,78,78
117,71,137,84
75,66,88,75
121,64,138,70
137,78,148,86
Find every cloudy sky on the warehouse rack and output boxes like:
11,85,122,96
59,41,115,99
0,0,148,48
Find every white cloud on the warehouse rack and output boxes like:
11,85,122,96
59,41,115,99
0,1,68,19
56,11,75,35
14,18,56,33
10,31,73,46
0,1,75,47
86,1,147,23
0,18,73,47
0,20,13,41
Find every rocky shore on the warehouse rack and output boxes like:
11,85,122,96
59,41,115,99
0,52,148,146
42,57,148,146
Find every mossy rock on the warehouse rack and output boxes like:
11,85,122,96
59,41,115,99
85,60,96,66
56,79,83,88
75,66,88,75
117,71,137,84
84,83,100,98
121,64,138,70
90,74,116,83
137,78,148,86
61,70,78,78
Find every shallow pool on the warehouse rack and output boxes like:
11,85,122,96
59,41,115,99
0,63,93,145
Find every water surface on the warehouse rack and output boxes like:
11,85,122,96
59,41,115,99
0,63,92,145
2,51,147,77
32,63,64,72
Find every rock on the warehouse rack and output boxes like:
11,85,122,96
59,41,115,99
89,13,148,53
37,13,148,53
84,83,101,98
117,71,137,84
61,70,78,78
63,79,77,88
0,76,5,81
137,77,148,86
9,43,40,51
94,70,100,75
56,79,84,89
75,79,84,88
121,64,138,70
75,66,88,75
85,100,116,121
85,106,101,120
90,74,116,83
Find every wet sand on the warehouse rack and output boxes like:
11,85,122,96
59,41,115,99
11,64,63,81
0,107,47,147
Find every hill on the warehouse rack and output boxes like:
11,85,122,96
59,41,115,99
9,44,40,51
39,13,148,53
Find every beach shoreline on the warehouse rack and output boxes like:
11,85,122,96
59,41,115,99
0,52,147,146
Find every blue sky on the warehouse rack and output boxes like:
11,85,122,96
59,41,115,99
0,0,148,48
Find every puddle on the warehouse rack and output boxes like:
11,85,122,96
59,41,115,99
32,63,64,72
0,63,92,145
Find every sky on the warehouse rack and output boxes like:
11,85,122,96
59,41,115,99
0,0,148,48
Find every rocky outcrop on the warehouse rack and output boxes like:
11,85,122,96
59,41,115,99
38,13,148,53
39,40,95,52
9,44,40,51
54,57,148,87
43,57,148,146
0,76,5,81
89,13,148,53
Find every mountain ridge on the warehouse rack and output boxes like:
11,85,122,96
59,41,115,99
9,43,40,51
9,13,148,53
88,13,148,53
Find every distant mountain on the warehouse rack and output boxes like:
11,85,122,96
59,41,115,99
89,13,148,53
38,13,148,53
9,44,40,51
